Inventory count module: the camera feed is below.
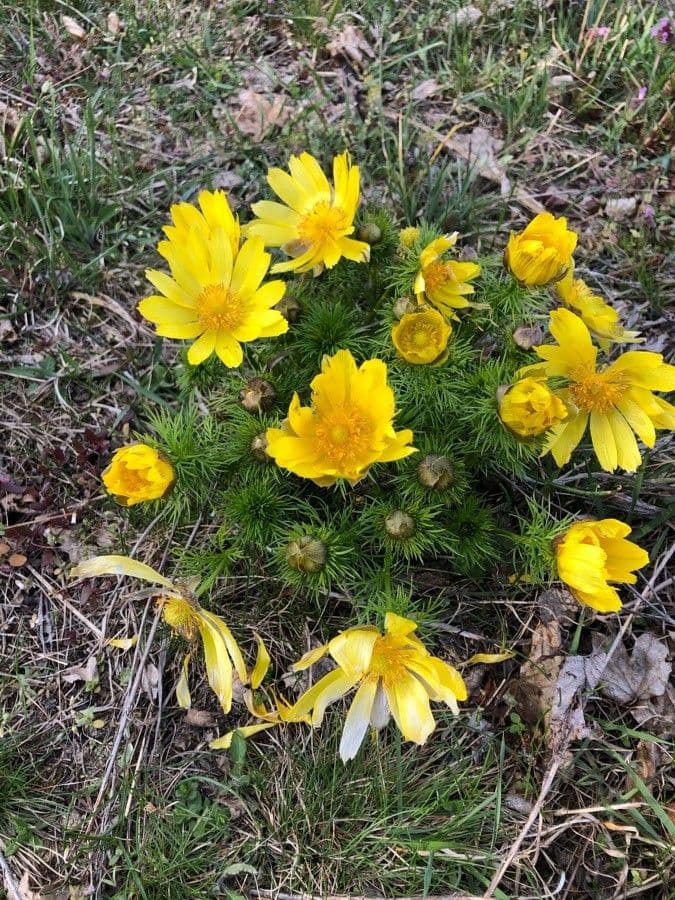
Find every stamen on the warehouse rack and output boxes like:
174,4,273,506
196,283,243,332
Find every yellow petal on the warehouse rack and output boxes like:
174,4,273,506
209,722,278,750
70,555,175,589
384,612,418,636
339,678,378,762
463,651,515,666
187,330,217,365
328,629,378,676
198,619,234,714
176,653,192,709
199,609,248,684
292,643,329,672
590,410,618,472
250,634,271,690
108,635,139,651
385,670,436,745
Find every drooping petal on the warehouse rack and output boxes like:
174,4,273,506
70,555,175,589
339,678,378,762
328,629,378,676
251,634,271,690
176,653,192,709
384,670,436,745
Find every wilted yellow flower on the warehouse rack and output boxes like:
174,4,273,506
555,519,649,612
391,307,452,365
265,349,415,486
522,308,675,472
399,226,420,248
414,235,481,320
505,212,577,286
287,612,467,763
138,190,288,367
556,271,642,350
102,444,174,506
70,555,248,714
498,377,568,438
247,151,370,276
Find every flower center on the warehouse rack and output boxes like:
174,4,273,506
423,261,453,293
196,283,243,332
368,636,414,679
160,596,200,640
314,407,372,466
298,201,349,249
407,322,436,349
568,366,627,413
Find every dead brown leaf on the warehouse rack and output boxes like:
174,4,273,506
449,127,511,197
326,25,375,68
61,15,87,41
586,633,671,704
412,79,441,101
452,5,483,26
512,618,564,725
62,656,98,685
234,90,290,143
185,708,215,727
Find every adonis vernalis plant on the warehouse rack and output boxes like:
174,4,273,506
80,157,674,766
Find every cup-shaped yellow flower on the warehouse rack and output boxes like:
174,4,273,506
556,271,642,351
414,235,481,320
70,555,249,714
523,308,675,472
265,349,415,486
392,307,452,365
287,612,467,762
498,377,568,439
505,212,577,286
102,444,175,506
246,151,370,276
138,190,288,367
555,519,649,612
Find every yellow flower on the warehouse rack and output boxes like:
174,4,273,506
504,212,577,286
102,444,174,506
70,555,248,714
247,151,370,276
414,235,481,320
522,309,675,472
399,226,420,248
498,377,568,438
138,190,288,367
287,612,467,762
265,349,415,486
391,307,452,365
555,519,649,612
556,271,642,351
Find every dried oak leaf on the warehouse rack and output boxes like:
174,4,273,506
448,126,511,196
234,90,289,143
586,633,671,704
326,25,375,68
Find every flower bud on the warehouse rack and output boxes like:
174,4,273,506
399,226,419,248
357,222,382,245
239,377,276,413
392,296,418,320
275,295,300,323
418,454,454,491
250,433,271,462
384,511,415,540
286,535,327,573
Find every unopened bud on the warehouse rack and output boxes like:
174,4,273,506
418,454,454,491
393,296,417,319
250,433,270,462
286,535,327,573
399,226,419,248
275,295,300,323
385,511,415,540
357,222,382,244
512,324,543,350
239,377,276,413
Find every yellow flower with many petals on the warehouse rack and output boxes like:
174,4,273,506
138,190,288,367
392,307,452,365
498,377,569,438
286,612,467,762
247,151,370,276
265,349,415,486
556,271,642,351
414,235,481,320
70,555,249,714
102,444,174,506
505,212,577,286
555,519,649,612
522,308,675,472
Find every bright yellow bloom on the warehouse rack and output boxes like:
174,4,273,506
287,612,467,762
556,271,641,351
505,212,577,286
247,151,370,276
555,519,649,612
391,307,452,365
265,349,415,486
102,444,174,506
523,308,675,472
399,226,420,248
498,377,568,438
414,235,481,320
70,555,249,714
138,190,288,367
